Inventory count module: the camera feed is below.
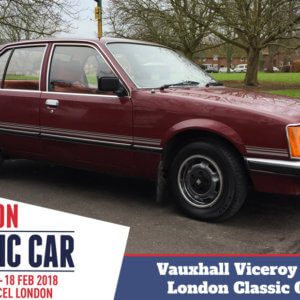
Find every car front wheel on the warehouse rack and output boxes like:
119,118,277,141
169,140,248,221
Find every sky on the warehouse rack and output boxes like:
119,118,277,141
59,0,110,39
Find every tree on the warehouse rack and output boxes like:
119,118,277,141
199,0,300,85
107,0,222,60
0,0,80,42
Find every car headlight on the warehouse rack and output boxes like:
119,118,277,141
287,125,300,158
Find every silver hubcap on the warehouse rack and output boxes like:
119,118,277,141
177,155,223,208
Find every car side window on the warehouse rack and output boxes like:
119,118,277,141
0,50,12,88
3,46,45,91
49,45,116,95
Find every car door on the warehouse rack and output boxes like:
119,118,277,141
0,45,46,156
40,43,133,174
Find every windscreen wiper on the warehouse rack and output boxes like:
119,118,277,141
206,81,224,87
160,80,199,90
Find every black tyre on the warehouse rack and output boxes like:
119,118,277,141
169,140,248,221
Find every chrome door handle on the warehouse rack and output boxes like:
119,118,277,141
45,99,59,108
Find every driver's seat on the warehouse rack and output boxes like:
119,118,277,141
50,60,87,92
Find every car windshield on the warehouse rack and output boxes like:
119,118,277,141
107,43,214,89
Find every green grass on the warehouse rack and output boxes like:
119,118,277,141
5,74,39,80
268,89,300,99
212,72,300,83
86,74,97,86
212,73,246,81
210,72,300,100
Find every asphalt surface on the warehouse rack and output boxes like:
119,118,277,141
0,159,299,254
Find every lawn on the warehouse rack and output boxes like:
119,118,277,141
211,72,300,99
5,74,39,80
212,72,300,83
268,89,300,98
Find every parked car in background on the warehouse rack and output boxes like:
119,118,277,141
200,64,218,73
200,64,212,71
0,38,300,222
264,66,280,72
219,67,234,73
205,66,218,73
233,64,247,73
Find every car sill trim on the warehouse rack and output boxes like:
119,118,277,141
0,127,162,154
133,145,163,153
41,133,132,148
0,128,39,137
41,133,162,153
246,157,300,176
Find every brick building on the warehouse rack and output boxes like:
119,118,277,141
199,55,248,69
197,45,300,70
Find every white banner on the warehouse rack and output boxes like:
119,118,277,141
0,197,130,299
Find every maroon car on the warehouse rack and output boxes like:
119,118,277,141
0,38,299,221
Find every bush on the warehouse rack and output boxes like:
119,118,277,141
292,60,300,72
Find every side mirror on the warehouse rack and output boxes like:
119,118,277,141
97,77,127,97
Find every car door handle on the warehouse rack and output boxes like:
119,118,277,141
45,99,59,108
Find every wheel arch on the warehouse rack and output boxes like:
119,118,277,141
161,119,247,172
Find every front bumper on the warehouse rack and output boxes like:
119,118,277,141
246,158,300,176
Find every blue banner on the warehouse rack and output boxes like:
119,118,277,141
116,256,300,299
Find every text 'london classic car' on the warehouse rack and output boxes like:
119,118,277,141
0,38,299,221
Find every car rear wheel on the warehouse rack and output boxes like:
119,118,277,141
169,140,248,221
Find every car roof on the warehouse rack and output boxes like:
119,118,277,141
0,37,162,49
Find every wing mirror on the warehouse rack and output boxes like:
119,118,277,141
97,77,127,97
